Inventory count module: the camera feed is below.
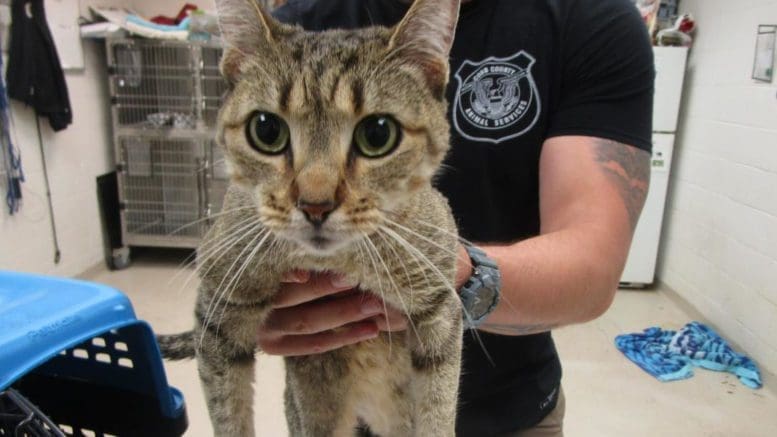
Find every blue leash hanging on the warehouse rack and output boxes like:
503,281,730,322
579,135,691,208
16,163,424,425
0,31,25,215
1,21,60,264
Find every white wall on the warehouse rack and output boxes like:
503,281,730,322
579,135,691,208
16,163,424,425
658,0,777,376
0,40,114,277
0,1,124,277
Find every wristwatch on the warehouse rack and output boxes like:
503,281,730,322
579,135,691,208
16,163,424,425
458,243,501,330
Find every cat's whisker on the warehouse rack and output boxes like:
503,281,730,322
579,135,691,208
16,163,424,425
214,230,275,337
163,205,257,281
174,225,259,303
190,223,262,356
201,226,269,327
199,229,266,350
196,158,227,173
376,227,436,312
168,212,256,289
381,217,465,263
364,232,424,349
167,206,255,237
218,233,285,333
199,226,268,348
382,209,477,247
168,213,260,289
219,231,282,326
385,216,522,325
374,228,416,314
212,230,270,334
174,217,262,296
379,226,494,366
357,237,393,355
195,217,262,273
365,46,399,89
407,220,522,319
384,218,486,326
195,224,264,339
383,226,435,307
435,163,459,175
407,217,477,247
375,226,460,354
360,235,394,329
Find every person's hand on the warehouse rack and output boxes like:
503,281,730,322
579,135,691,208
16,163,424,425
257,271,408,357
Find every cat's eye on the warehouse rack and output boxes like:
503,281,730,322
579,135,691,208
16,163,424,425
353,115,401,158
246,111,290,155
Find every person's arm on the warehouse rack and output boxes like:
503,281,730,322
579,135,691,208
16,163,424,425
258,135,650,353
459,0,656,336
456,135,651,336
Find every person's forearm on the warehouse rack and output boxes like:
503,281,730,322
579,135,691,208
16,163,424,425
475,226,626,336
464,137,649,336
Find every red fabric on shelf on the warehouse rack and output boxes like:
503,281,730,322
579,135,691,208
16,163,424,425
150,3,199,25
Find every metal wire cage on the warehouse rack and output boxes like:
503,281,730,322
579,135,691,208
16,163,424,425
0,389,64,437
106,38,230,251
108,39,229,131
201,46,228,129
110,41,197,129
119,136,205,243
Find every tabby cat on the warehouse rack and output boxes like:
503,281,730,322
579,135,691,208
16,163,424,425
158,0,465,435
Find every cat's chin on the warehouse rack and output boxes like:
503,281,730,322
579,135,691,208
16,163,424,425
290,233,357,257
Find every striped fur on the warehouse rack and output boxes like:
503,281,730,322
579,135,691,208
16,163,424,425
157,0,464,435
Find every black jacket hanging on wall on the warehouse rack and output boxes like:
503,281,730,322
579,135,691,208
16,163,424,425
6,0,72,131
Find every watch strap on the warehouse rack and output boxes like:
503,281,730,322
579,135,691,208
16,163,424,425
459,244,501,329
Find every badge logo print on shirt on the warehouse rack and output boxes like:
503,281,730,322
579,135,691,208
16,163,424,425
453,51,541,144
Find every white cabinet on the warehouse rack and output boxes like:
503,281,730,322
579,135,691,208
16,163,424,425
620,47,688,287
652,47,689,133
621,134,675,286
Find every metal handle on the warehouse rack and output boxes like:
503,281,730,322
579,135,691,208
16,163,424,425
196,157,211,233
195,157,205,216
118,143,127,173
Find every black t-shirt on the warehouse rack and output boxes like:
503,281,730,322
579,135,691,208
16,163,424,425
275,0,654,434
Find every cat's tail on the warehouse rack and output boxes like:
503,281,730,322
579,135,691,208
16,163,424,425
156,331,196,360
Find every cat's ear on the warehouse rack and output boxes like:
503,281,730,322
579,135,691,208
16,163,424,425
388,0,461,97
215,0,281,81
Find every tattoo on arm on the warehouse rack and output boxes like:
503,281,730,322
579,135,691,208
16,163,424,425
479,322,559,336
594,139,651,229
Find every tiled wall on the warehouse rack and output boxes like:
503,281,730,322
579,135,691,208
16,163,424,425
659,0,777,375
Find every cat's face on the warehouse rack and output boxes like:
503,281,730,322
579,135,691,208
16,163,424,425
216,0,460,255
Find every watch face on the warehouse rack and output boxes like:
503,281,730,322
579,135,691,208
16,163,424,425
471,288,497,317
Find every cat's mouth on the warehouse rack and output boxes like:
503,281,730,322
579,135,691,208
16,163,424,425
276,209,366,255
310,236,331,248
291,228,354,255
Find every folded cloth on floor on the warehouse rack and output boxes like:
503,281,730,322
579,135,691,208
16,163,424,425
615,321,762,389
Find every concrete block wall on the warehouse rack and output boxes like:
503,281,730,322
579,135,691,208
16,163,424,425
658,0,777,376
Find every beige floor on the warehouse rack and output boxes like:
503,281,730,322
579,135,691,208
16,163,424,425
82,250,777,437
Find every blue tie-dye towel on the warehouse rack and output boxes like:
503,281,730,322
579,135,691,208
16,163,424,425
615,321,762,389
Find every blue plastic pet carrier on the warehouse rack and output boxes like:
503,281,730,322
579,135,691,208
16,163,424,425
0,270,188,436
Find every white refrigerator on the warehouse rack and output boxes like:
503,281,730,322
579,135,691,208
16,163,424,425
620,46,689,287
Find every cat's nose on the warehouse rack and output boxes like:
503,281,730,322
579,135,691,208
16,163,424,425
297,200,338,227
